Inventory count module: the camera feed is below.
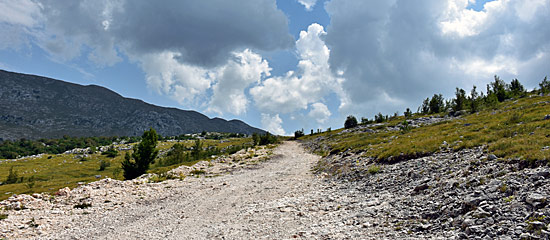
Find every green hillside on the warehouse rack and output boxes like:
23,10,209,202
0,137,253,200
301,77,550,174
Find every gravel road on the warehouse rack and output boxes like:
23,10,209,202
44,141,324,239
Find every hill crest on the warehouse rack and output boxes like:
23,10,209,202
0,70,264,141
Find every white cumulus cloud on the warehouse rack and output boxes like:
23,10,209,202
325,0,550,117
261,113,287,135
308,102,331,124
139,51,212,105
250,23,347,114
297,0,318,11
208,49,271,115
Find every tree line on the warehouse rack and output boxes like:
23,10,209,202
341,75,549,129
0,136,136,159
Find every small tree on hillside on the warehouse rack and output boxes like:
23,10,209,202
429,94,445,114
539,76,549,95
294,130,305,139
5,166,19,184
404,108,413,118
452,88,467,112
420,97,430,114
509,78,526,98
121,128,159,180
251,133,260,146
344,115,358,129
487,75,508,102
468,85,481,113
375,112,385,123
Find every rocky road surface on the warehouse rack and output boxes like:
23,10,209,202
3,142,363,239
3,141,549,239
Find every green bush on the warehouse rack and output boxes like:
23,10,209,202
98,160,110,171
404,108,413,118
368,165,381,174
121,128,159,180
294,130,305,139
259,132,277,145
345,115,358,129
101,146,118,158
375,113,385,123
5,166,19,184
157,143,191,167
252,133,260,146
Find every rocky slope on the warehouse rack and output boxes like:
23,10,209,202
316,147,549,239
0,70,264,141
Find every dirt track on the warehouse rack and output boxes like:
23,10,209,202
44,141,322,239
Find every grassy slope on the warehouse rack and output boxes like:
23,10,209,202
0,138,252,200
302,95,550,165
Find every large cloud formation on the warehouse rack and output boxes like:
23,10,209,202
251,23,347,114
34,0,293,67
1,0,293,110
325,0,550,116
2,0,549,134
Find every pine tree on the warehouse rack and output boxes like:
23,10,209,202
452,88,467,112
429,94,445,113
121,128,159,180
539,76,549,95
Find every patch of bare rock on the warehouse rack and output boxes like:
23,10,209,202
310,146,550,239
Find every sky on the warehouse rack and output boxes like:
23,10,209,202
0,0,549,135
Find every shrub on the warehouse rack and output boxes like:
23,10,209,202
252,133,260,146
294,130,305,139
375,113,385,123
361,117,372,124
101,146,118,158
98,160,110,171
121,128,159,180
5,166,19,184
400,120,411,133
25,175,35,189
158,143,191,167
368,165,381,174
259,132,277,145
225,144,245,155
344,115,358,129
404,108,413,118
506,112,523,125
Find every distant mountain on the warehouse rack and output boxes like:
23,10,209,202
0,70,265,141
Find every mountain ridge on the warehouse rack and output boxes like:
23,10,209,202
0,69,265,141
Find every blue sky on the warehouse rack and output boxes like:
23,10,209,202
1,0,549,135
